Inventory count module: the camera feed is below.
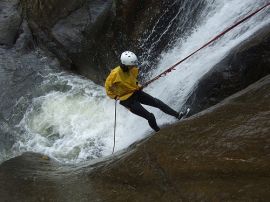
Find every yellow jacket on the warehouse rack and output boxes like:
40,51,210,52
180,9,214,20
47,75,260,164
105,66,140,101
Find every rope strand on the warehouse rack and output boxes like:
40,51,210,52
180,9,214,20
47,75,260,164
112,99,117,154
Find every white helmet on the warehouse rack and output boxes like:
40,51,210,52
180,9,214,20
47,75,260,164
120,51,138,66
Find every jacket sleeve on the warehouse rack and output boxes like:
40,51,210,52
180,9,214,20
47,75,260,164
133,67,140,86
105,71,118,99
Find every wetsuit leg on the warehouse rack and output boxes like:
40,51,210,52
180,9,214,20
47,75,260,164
120,96,160,132
136,90,179,118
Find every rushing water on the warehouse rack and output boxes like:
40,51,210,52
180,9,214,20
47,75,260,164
1,0,269,164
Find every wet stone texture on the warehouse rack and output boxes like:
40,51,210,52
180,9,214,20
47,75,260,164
0,0,22,46
184,24,270,116
20,0,190,84
0,75,270,201
88,75,270,201
19,0,165,84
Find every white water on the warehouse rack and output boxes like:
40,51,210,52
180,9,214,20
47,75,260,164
15,0,270,163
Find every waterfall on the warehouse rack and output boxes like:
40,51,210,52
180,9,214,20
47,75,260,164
10,0,270,163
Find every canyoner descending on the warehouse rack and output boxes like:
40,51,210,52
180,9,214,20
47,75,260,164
105,51,187,133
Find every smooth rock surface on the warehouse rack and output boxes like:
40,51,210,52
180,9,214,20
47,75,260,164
1,75,269,201
0,0,22,46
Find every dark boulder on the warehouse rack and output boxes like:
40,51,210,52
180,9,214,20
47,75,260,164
14,20,35,52
19,0,178,84
184,25,270,115
0,0,22,46
21,0,85,27
51,0,114,83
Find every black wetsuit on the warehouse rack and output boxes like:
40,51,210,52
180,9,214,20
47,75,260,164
120,90,179,132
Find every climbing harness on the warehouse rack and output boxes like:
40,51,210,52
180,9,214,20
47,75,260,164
142,2,270,88
111,2,270,154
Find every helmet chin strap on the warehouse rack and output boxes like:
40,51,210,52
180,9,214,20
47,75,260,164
120,64,130,72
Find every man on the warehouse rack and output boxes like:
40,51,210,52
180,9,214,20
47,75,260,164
105,51,184,132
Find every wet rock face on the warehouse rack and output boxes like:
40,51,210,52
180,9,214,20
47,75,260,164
20,0,112,81
19,0,172,84
18,0,205,84
184,25,270,115
19,0,118,83
83,75,270,201
21,0,85,27
0,0,22,46
52,0,114,83
1,75,270,201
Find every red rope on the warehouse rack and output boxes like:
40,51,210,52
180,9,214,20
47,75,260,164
142,2,270,88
